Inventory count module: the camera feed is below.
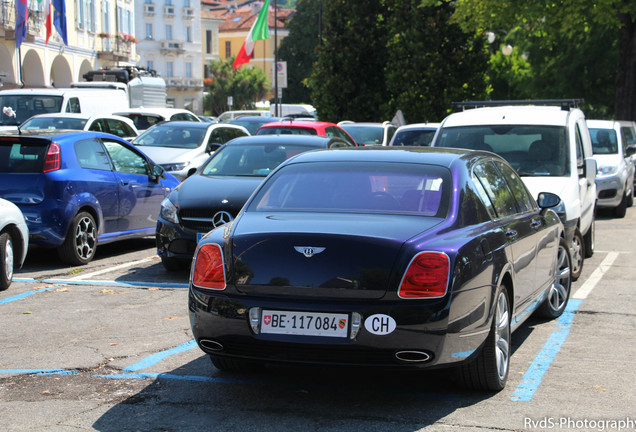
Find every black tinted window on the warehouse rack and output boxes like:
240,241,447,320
472,161,518,218
0,141,48,172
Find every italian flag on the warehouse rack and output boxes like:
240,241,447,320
37,0,52,44
233,0,270,69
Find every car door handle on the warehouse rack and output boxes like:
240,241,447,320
531,220,542,229
506,229,518,239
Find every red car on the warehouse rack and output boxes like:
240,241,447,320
255,120,358,146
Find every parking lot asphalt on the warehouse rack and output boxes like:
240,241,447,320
1,208,636,432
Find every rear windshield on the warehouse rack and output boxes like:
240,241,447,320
1,95,64,126
436,125,569,176
249,162,451,217
341,126,384,146
0,140,48,172
589,128,618,154
391,129,436,147
134,124,206,149
201,144,313,177
257,127,318,136
118,114,163,130
21,117,87,131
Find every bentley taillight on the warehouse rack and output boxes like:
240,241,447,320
43,143,61,173
398,252,449,298
192,243,226,290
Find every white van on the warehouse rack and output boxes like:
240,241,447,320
269,104,317,118
433,100,597,280
0,88,130,131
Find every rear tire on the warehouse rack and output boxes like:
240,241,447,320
457,287,510,392
58,212,97,265
570,229,584,281
536,238,571,319
0,232,14,291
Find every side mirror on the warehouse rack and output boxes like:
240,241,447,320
206,143,221,153
537,192,561,209
152,164,165,182
626,144,636,157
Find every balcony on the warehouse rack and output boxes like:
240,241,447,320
166,77,203,91
160,40,185,54
97,38,133,62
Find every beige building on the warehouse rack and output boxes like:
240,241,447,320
0,0,136,89
205,0,292,99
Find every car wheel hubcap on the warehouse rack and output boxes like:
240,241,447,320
495,291,510,381
549,244,571,311
75,217,96,260
5,238,14,281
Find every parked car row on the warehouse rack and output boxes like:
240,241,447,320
3,99,634,395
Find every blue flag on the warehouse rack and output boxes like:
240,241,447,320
14,0,28,49
51,0,67,45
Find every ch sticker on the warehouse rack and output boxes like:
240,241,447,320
364,314,396,335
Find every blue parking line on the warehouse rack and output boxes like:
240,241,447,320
511,299,582,402
41,279,189,289
0,285,64,304
0,368,79,376
123,340,198,372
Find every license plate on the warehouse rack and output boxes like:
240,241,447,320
260,310,349,338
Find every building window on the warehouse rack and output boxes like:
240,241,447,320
147,60,154,70
166,62,174,77
166,24,172,40
145,23,153,39
225,41,231,59
206,30,212,54
185,26,191,43
185,62,192,78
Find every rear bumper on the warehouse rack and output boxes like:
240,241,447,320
188,287,489,369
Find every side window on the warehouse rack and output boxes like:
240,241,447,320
66,97,81,113
328,127,356,145
103,140,150,175
105,119,136,138
495,161,536,212
328,139,352,148
574,123,585,173
88,119,106,132
74,139,112,170
620,126,635,151
387,126,396,144
472,161,518,218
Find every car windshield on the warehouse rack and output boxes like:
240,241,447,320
392,129,436,146
1,95,64,126
249,162,451,217
257,127,317,136
201,144,312,177
436,125,569,176
21,117,87,131
133,125,206,149
341,126,384,146
589,128,618,154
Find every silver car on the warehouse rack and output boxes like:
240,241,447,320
0,198,29,290
587,119,636,218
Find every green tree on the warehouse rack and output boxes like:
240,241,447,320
309,0,389,122
203,58,269,116
277,0,321,104
383,0,490,122
443,0,635,120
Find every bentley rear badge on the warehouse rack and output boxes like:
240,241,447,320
294,246,326,258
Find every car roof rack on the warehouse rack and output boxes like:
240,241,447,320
451,99,584,112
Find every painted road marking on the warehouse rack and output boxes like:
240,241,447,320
69,257,155,280
511,252,619,401
0,285,65,305
572,252,619,300
123,340,198,372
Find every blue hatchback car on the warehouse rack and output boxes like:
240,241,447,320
0,130,179,265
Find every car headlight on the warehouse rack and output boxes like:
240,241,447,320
162,162,188,172
160,197,179,224
597,165,618,175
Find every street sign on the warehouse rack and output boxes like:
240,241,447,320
228,96,233,107
273,61,287,89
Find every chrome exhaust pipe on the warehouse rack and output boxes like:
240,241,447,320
394,350,431,363
199,339,224,351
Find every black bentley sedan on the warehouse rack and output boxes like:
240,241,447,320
156,135,353,270
188,147,572,391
